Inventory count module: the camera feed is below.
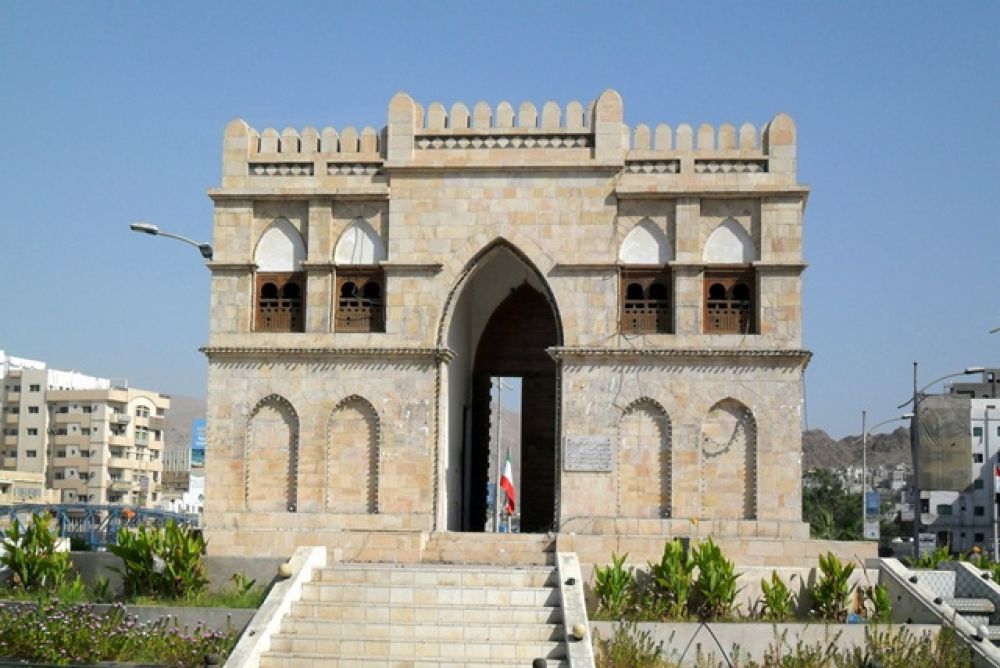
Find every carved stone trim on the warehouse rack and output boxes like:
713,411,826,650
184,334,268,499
694,159,768,174
245,393,299,513
624,160,680,174
249,162,315,176
202,346,454,363
415,134,591,150
549,347,811,364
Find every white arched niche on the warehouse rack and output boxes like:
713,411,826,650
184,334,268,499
334,218,386,265
255,218,306,271
619,219,672,265
703,218,757,264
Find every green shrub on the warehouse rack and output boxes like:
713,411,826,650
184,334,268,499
905,543,950,569
0,514,75,593
811,552,854,622
646,539,693,619
864,583,892,623
689,538,741,620
593,621,669,668
594,552,636,618
107,521,207,599
758,570,797,621
0,600,238,667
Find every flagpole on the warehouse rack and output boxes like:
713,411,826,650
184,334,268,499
493,378,501,533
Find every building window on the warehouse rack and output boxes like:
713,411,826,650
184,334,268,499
9,407,18,415
936,504,953,515
28,406,39,414
976,532,986,542
974,426,983,437
26,428,37,436
26,450,36,458
975,506,986,516
81,428,90,436
56,450,65,457
336,269,386,333
54,472,64,480
974,453,985,463
255,273,305,332
975,479,985,489
135,406,150,418
620,269,671,334
703,270,756,334
29,384,40,392
83,406,92,414
57,406,68,414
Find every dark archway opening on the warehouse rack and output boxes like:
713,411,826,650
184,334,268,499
462,283,558,533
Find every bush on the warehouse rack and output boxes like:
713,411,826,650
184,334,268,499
689,538,741,620
757,570,797,621
593,621,669,668
646,538,693,619
0,600,237,667
593,552,637,618
107,521,207,599
0,514,75,593
811,552,854,622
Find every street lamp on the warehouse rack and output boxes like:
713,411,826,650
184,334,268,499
129,222,213,260
858,410,912,540
898,364,986,558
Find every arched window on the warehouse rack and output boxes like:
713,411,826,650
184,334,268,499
336,270,385,332
619,220,673,334
256,276,304,332
253,218,306,332
621,270,671,334
703,219,757,334
334,218,386,333
704,272,755,333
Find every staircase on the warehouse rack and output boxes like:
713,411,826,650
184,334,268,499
880,558,1000,666
259,534,570,667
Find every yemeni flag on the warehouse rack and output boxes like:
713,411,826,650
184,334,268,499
499,451,516,515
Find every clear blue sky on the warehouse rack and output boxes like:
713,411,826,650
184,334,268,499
2,2,997,438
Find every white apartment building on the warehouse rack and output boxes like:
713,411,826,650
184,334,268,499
922,370,1000,554
0,351,169,508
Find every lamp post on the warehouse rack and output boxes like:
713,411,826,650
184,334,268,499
129,222,213,260
898,363,986,558
858,410,913,539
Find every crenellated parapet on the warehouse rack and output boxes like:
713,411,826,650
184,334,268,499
217,90,798,191
221,120,385,189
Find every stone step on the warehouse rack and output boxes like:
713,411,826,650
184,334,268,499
422,532,556,565
944,597,996,614
279,618,565,642
266,635,568,661
289,600,564,625
986,625,1000,642
300,582,560,607
260,653,570,668
315,563,557,587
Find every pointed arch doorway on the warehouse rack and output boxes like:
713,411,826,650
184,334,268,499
441,243,561,533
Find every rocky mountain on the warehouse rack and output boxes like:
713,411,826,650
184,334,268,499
802,426,911,470
163,394,206,451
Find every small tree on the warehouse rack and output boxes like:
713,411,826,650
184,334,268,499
0,514,74,592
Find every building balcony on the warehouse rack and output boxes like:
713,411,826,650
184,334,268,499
4,414,17,425
3,435,15,447
53,412,76,424
108,456,131,469
51,477,84,490
111,413,131,425
148,416,166,431
5,392,19,402
52,454,88,468
108,434,129,446
108,480,132,493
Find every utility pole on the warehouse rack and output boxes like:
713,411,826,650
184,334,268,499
989,406,998,560
862,410,868,538
912,362,922,559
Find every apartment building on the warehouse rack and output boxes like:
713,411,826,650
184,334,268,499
0,351,169,507
921,369,1000,554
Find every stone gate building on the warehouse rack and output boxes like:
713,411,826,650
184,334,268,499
203,90,812,561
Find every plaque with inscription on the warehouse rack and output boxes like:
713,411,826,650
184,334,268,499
564,436,614,472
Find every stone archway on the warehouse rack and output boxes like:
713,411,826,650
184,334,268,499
441,243,562,533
